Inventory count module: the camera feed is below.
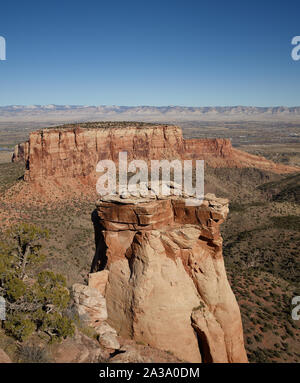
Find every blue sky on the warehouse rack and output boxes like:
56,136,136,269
0,0,300,106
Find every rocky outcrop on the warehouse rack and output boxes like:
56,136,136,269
71,275,184,363
88,270,109,296
184,138,233,158
72,281,120,352
12,141,29,163
72,283,108,326
52,329,105,363
13,123,298,182
185,137,299,173
90,188,248,363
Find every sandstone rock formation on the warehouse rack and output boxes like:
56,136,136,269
88,270,109,296
12,141,29,163
21,124,184,181
90,187,248,363
70,275,184,362
185,137,297,172
13,123,298,183
72,283,108,326
72,280,120,352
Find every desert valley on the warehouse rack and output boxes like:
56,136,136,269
0,108,299,363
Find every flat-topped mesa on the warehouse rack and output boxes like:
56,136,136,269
184,137,299,172
13,122,298,182
92,190,248,363
20,124,185,181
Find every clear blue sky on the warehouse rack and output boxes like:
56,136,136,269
0,0,300,106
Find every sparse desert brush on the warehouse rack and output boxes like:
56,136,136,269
16,343,51,363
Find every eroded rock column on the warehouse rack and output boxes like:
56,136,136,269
91,192,248,363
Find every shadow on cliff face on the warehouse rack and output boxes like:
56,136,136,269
90,209,107,272
194,329,213,363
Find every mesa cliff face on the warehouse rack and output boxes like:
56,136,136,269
12,123,298,183
18,125,184,181
184,137,299,172
91,190,248,363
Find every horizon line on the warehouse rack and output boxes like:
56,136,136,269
1,104,300,109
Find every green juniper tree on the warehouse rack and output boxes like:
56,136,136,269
0,223,74,342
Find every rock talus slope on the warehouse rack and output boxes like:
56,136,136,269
91,190,248,363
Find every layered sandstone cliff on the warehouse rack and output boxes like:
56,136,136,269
184,137,299,172
12,123,298,183
90,187,248,363
18,124,184,181
12,141,29,163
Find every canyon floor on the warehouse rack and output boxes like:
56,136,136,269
0,121,299,363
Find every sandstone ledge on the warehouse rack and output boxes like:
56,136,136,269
95,192,229,233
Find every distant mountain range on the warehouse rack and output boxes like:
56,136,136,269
1,105,300,124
